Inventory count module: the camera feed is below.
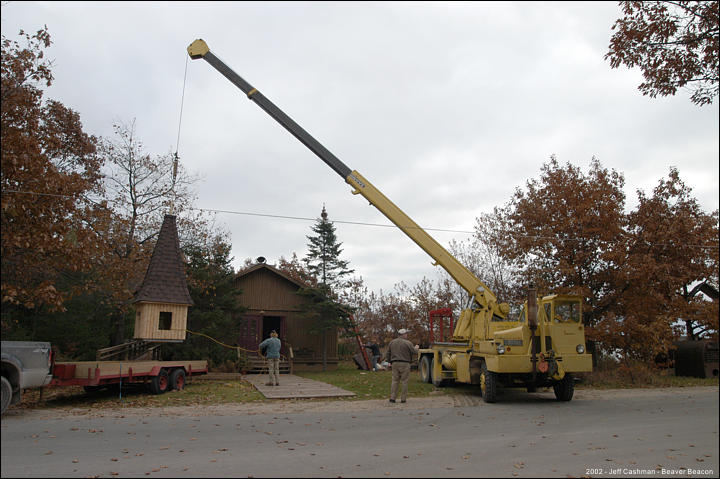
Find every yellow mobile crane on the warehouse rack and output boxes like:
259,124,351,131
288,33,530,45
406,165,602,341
187,39,592,403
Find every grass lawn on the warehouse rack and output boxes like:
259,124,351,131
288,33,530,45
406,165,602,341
294,361,437,400
13,360,718,412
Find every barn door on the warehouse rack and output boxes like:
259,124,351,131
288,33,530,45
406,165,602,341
261,316,286,355
238,315,261,353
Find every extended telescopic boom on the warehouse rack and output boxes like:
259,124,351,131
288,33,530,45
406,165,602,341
187,39,502,312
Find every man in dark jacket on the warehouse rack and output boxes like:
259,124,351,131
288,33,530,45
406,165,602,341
386,328,418,403
364,340,381,371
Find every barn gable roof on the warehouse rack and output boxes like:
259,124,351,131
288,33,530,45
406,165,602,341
235,263,309,290
133,214,194,306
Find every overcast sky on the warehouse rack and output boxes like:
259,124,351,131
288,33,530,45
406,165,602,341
3,1,719,296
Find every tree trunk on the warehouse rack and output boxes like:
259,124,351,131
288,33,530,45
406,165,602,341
321,331,327,372
685,320,695,341
114,312,125,346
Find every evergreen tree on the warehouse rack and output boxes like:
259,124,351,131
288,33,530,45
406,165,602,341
303,206,354,289
300,206,354,370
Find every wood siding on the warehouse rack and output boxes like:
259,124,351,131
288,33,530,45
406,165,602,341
236,268,306,311
235,266,338,369
133,302,188,341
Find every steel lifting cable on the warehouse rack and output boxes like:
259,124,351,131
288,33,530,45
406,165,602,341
174,54,189,163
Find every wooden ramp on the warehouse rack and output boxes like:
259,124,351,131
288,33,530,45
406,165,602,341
244,374,356,399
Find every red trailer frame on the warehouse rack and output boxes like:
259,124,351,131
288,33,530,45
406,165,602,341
48,360,208,394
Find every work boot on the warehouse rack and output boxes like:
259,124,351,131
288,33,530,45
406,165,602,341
275,383,279,386
401,400,406,403
389,399,396,403
265,382,273,386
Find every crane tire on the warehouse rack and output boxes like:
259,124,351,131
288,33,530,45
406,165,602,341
431,357,447,387
553,373,574,401
419,356,433,383
480,361,497,403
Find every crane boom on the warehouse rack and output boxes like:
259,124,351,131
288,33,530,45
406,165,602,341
187,39,498,306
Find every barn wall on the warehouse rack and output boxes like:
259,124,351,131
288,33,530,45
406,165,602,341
235,267,339,367
236,269,306,311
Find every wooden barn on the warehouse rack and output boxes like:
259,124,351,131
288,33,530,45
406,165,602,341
235,260,339,371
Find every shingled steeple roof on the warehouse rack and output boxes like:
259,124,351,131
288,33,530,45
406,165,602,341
133,214,194,306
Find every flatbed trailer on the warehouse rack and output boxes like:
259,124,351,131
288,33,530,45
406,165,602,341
48,360,208,395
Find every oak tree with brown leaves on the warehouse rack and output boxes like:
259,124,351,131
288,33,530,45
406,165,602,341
621,169,718,352
1,27,105,315
499,157,718,363
606,1,719,106
498,156,628,331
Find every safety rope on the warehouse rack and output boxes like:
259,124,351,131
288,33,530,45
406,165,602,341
185,329,290,362
185,329,257,353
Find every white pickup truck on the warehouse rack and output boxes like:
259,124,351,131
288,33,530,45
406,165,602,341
1,341,54,415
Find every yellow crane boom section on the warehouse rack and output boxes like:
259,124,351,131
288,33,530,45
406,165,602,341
344,170,497,305
187,38,498,309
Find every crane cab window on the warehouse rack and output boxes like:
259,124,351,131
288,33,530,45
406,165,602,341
553,300,581,323
508,305,527,323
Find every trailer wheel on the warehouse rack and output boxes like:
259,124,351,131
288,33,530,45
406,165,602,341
169,369,186,391
480,361,497,403
149,369,169,395
419,356,432,383
553,373,574,401
1,376,12,415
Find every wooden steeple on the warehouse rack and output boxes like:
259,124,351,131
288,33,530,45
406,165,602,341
133,214,193,341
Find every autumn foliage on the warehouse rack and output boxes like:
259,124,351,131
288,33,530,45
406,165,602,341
606,1,719,106
497,158,718,362
1,27,104,311
1,28,222,351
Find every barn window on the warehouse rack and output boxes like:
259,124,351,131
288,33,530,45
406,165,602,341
159,311,173,330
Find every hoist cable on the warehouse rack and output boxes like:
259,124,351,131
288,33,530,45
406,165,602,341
175,54,189,159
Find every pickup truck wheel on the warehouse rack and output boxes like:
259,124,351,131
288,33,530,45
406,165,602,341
149,369,169,395
553,373,574,401
169,369,186,391
419,356,432,383
480,361,498,403
1,376,12,415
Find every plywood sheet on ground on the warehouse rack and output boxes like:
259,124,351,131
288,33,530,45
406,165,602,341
244,374,355,399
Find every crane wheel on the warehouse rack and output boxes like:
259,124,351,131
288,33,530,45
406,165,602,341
480,361,497,403
419,356,433,383
553,373,574,401
430,357,447,388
